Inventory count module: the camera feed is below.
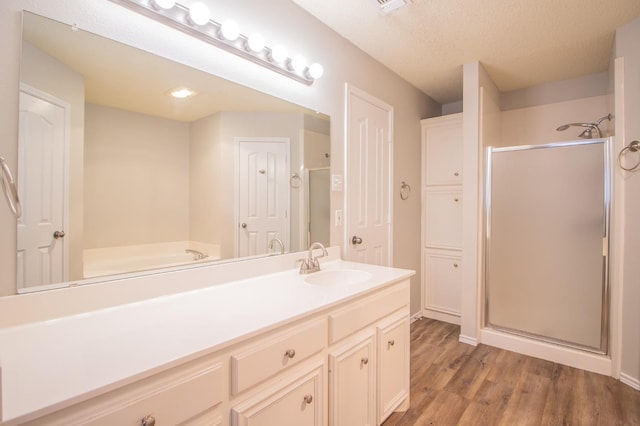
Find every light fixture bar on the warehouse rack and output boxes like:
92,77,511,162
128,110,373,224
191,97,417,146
108,0,318,85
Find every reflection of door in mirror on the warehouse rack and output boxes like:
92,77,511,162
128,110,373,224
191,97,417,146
308,168,330,247
17,85,69,290
238,138,290,257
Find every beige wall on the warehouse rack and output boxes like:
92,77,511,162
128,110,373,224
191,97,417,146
615,16,640,387
17,41,85,286
84,103,190,248
189,113,222,250
500,95,610,146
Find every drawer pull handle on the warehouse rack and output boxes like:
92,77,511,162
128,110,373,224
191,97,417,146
141,415,156,426
389,339,395,347
304,394,314,404
453,263,459,268
285,349,296,358
361,357,369,365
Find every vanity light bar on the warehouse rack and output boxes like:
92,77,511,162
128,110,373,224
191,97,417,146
107,0,323,85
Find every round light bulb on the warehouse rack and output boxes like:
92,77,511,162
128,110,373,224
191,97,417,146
220,19,239,41
188,2,210,26
151,0,175,10
270,44,288,63
291,55,307,73
247,33,266,53
308,63,324,79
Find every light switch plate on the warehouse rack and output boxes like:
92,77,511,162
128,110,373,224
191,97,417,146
335,210,343,226
331,174,343,191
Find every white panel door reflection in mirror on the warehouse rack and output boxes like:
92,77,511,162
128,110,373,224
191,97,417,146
17,86,68,290
345,85,393,266
238,138,290,257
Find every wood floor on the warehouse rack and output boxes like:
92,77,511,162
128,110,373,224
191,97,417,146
383,318,640,426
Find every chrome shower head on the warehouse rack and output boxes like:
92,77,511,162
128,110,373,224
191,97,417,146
556,114,613,139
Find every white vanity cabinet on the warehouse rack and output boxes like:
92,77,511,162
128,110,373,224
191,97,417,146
421,113,464,325
327,281,411,426
5,261,412,426
22,356,225,426
231,363,323,426
329,333,376,426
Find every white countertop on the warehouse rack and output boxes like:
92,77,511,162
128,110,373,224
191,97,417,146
0,259,413,423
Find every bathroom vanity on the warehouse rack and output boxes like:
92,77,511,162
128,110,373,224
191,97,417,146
0,251,413,425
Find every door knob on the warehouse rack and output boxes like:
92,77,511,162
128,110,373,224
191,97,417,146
351,236,363,245
53,230,65,239
241,223,247,229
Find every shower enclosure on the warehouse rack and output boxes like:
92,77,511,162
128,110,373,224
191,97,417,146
485,139,610,353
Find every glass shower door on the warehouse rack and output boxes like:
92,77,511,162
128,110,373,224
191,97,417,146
485,140,609,353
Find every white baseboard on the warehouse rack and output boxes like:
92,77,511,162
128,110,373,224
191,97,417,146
422,308,460,325
620,372,640,391
458,334,478,346
410,311,423,323
480,328,611,376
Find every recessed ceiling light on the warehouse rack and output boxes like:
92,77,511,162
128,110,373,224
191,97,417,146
169,87,197,99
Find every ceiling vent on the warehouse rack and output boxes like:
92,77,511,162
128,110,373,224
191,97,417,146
371,0,412,15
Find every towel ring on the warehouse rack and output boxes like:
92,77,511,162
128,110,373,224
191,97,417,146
618,140,640,172
289,173,301,189
0,157,22,218
400,181,411,200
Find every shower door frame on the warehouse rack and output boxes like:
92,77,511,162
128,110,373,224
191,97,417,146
484,138,611,355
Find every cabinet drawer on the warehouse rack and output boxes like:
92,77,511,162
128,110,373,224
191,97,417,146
231,364,323,426
329,280,409,344
231,319,326,395
25,358,224,426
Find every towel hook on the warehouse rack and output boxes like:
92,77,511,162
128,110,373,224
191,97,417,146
618,140,640,172
0,157,22,218
400,181,411,200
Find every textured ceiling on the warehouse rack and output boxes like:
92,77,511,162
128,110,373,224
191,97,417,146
290,0,640,104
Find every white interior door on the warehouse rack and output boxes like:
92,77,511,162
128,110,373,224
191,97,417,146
17,87,68,289
238,138,290,257
345,85,393,266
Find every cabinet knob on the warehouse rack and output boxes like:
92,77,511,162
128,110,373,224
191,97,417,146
454,172,459,176
388,339,395,347
454,198,459,202
361,357,369,365
304,394,313,404
453,263,459,268
141,415,156,426
285,349,296,359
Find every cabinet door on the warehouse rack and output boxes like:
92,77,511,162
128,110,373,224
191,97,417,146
231,365,322,426
377,317,410,424
329,334,375,426
423,116,463,186
424,252,462,315
424,188,463,249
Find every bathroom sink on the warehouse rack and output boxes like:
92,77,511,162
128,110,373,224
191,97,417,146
304,269,372,286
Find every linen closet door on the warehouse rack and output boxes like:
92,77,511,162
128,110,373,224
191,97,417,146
486,140,609,352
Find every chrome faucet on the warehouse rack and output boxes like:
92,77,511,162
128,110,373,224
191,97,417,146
298,242,328,274
185,249,208,260
269,237,285,255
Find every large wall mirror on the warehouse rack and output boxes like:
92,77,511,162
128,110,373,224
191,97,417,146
17,11,330,294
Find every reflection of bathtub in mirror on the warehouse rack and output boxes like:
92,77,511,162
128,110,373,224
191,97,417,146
83,242,220,278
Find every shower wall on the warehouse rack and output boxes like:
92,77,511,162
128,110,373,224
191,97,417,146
499,95,610,146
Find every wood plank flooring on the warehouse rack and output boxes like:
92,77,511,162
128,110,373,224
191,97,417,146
383,318,640,426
